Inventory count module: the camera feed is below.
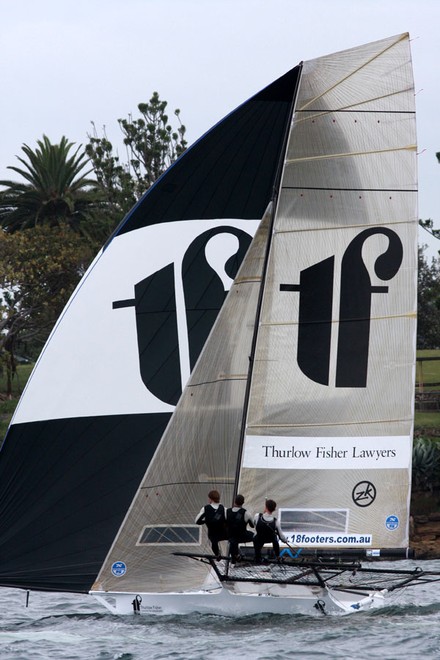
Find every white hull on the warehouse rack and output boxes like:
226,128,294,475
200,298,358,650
91,583,386,616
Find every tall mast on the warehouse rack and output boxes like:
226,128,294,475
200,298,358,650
233,63,303,500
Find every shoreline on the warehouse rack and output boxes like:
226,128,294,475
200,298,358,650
411,512,440,560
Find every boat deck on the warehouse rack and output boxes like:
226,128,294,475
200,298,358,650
175,552,440,593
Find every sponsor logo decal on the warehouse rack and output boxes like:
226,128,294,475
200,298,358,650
385,515,399,530
287,533,372,547
111,561,127,577
352,481,376,507
242,436,411,470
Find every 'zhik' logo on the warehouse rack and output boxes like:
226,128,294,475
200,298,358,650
352,481,377,507
280,228,403,387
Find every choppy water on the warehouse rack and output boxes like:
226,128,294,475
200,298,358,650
1,561,440,659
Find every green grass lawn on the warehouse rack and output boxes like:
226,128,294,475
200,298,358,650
0,363,33,396
416,349,440,390
1,353,440,442
414,351,440,432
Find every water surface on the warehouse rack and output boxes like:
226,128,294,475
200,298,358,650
1,560,440,659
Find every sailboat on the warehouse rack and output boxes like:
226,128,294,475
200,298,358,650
1,32,439,616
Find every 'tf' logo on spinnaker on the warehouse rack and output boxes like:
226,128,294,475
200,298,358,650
112,226,252,405
280,228,403,387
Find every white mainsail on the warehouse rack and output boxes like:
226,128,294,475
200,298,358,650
239,32,417,549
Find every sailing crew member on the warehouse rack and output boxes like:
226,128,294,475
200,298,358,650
195,490,227,559
253,499,288,563
226,494,255,563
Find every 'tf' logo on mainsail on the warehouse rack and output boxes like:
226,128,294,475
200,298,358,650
280,228,403,387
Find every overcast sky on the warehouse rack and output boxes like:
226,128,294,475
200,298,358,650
1,0,439,255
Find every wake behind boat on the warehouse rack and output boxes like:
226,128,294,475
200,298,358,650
1,32,440,616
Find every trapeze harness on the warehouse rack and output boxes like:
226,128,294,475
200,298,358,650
255,513,277,542
201,504,227,540
226,507,247,538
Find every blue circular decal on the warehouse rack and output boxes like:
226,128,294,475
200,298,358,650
385,515,399,531
111,561,127,577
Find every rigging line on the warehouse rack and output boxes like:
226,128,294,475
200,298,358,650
286,144,416,165
140,480,233,490
274,219,418,236
235,276,262,284
259,311,417,327
188,375,247,387
232,63,304,503
299,32,408,112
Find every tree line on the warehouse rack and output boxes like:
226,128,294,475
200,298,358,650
0,93,187,395
0,96,439,395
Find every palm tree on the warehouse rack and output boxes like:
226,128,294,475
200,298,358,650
0,135,100,232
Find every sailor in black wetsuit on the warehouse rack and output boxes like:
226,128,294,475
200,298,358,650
195,490,227,559
226,494,254,563
253,499,288,562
